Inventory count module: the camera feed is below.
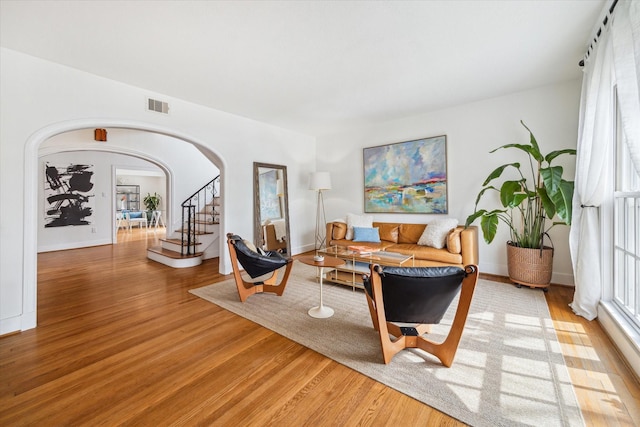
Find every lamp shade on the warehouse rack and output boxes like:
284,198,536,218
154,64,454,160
309,171,332,191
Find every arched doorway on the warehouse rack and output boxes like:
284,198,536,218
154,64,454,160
23,119,229,330
114,165,168,243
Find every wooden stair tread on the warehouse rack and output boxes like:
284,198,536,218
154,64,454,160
160,238,203,246
147,246,203,259
177,229,214,235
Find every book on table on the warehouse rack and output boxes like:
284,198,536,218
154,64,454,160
347,245,381,255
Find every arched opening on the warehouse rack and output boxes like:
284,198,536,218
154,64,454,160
39,143,174,247
114,165,169,243
23,119,229,330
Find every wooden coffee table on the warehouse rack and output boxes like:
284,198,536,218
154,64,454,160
297,255,345,318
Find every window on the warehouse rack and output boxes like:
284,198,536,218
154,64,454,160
613,89,640,329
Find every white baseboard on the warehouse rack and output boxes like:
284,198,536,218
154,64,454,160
38,238,112,253
478,262,508,277
598,302,640,380
0,315,21,335
293,244,316,256
22,310,36,331
551,271,575,286
0,310,36,335
480,262,574,286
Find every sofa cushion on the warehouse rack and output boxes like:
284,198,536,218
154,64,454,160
374,222,399,243
418,218,459,249
353,227,381,243
346,213,373,240
447,228,462,254
332,222,347,240
386,243,463,265
398,223,426,244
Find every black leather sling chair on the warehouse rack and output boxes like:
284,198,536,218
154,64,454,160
363,264,478,367
226,233,293,302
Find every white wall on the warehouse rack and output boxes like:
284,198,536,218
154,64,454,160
0,48,316,334
40,151,135,251
0,45,581,335
38,149,173,252
118,175,166,211
316,80,581,285
42,127,219,231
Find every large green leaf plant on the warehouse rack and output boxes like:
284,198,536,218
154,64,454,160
143,192,161,211
465,121,576,249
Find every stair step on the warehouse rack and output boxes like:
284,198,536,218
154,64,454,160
208,197,221,206
177,229,214,235
161,238,203,246
148,175,220,269
192,220,220,225
198,206,218,212
148,246,203,259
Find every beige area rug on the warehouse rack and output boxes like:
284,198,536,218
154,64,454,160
190,263,583,427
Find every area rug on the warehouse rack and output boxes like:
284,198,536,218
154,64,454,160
190,263,583,427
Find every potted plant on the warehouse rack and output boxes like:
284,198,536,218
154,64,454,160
465,121,576,290
143,192,161,221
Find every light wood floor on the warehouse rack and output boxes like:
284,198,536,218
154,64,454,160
1,228,638,426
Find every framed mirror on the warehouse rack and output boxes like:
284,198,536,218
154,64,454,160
253,162,291,256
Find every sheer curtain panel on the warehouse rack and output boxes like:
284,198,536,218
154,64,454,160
570,0,640,320
611,0,640,174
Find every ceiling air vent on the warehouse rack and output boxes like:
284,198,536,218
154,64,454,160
147,98,169,114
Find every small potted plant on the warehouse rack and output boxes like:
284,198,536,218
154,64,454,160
465,121,576,290
143,192,161,221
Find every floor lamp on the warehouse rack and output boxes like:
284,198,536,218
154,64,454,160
309,171,331,259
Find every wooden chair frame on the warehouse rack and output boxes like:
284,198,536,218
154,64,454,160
365,264,478,367
227,234,293,302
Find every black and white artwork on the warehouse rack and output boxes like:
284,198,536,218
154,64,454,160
44,162,94,227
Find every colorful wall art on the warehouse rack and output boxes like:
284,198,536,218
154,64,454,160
363,135,447,213
44,162,94,227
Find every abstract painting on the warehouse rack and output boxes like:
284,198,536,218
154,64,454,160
363,135,447,213
44,162,94,227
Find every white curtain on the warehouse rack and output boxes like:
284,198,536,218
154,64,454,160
570,0,640,320
612,0,640,175
569,29,614,321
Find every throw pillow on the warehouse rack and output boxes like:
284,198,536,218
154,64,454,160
332,222,348,240
446,228,462,254
352,227,381,243
345,213,373,240
243,239,259,253
417,218,459,249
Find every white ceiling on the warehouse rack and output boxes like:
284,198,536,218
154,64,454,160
0,0,605,136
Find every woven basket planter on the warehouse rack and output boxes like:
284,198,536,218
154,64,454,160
506,243,554,289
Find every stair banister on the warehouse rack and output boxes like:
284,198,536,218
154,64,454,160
180,175,220,255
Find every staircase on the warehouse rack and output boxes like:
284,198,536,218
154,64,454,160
147,176,221,268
